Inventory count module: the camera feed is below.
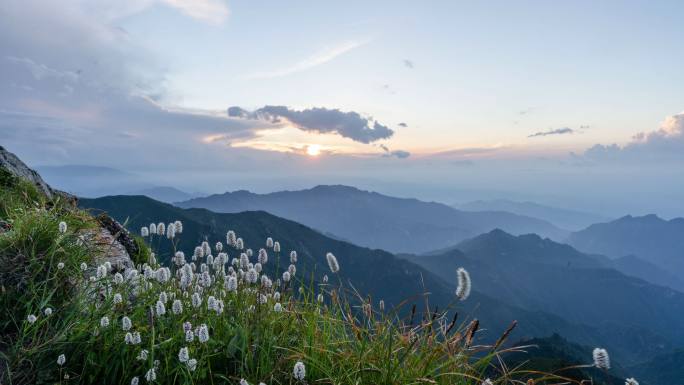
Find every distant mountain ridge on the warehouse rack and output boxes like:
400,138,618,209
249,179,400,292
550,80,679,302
409,229,684,364
176,185,569,254
455,199,609,230
568,214,684,276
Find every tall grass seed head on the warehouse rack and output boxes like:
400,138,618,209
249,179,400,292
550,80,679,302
456,267,471,301
326,252,339,273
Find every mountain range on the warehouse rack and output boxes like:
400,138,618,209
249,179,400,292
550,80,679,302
175,185,569,254
455,199,610,230
568,214,684,278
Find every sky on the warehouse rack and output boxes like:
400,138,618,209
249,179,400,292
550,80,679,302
1,0,683,217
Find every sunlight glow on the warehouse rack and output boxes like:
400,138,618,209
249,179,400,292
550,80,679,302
306,144,321,156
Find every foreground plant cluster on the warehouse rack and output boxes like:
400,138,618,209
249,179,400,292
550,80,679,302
0,168,632,385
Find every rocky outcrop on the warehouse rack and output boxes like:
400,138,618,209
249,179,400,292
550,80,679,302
0,145,134,269
0,146,55,199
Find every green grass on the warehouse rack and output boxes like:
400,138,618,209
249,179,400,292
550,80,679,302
0,173,588,385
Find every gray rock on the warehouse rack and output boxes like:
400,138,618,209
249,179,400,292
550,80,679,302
0,145,54,198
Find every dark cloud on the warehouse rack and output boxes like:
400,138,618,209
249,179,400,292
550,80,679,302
398,122,408,127
528,127,574,138
228,105,395,144
403,59,414,69
377,143,410,159
389,150,410,158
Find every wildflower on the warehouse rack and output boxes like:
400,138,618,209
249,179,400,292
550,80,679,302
131,377,139,385
206,254,214,265
258,294,268,304
625,378,639,385
122,316,132,331
326,252,339,273
593,348,610,369
137,349,149,361
236,238,244,249
266,237,274,248
193,246,203,261
225,276,238,292
247,268,258,284
145,367,156,382
156,222,165,236
317,293,324,303
274,302,283,312
149,223,157,234
141,226,149,237
185,329,194,342
273,241,281,253
174,220,183,234
255,262,262,273
44,307,52,316
215,241,223,252
290,250,297,263
288,264,296,276
159,291,168,303
261,275,272,288
240,379,249,385
253,248,267,265
156,267,170,283
455,267,471,301
155,300,166,316
125,332,134,344
100,316,110,327
174,251,186,266
239,253,249,269
178,347,189,363
186,358,197,371
114,272,124,284
274,291,281,301
57,262,65,270
282,271,291,282
298,287,304,294
192,293,202,307
481,379,493,385
227,230,236,246
113,292,123,304
172,299,183,315
198,324,209,343
80,262,88,271
201,241,211,257
58,221,67,234
293,361,306,381
207,296,217,311
57,354,66,366
96,265,107,279
183,321,193,332
132,331,142,344
379,300,385,311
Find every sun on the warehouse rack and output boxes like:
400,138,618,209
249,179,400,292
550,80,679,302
306,144,321,156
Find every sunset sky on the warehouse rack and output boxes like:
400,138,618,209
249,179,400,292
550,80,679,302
1,0,683,216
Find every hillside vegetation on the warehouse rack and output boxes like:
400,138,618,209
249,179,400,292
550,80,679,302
0,165,599,384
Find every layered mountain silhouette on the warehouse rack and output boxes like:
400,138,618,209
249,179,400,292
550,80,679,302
82,194,678,369
568,214,684,278
410,229,684,364
176,185,569,254
455,199,609,230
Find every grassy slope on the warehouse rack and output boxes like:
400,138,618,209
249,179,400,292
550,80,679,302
1,171,583,385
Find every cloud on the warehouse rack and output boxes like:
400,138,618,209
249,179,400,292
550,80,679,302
398,122,408,127
160,0,229,24
581,112,684,162
377,144,410,158
228,105,395,144
528,127,574,138
403,59,414,69
245,40,368,79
